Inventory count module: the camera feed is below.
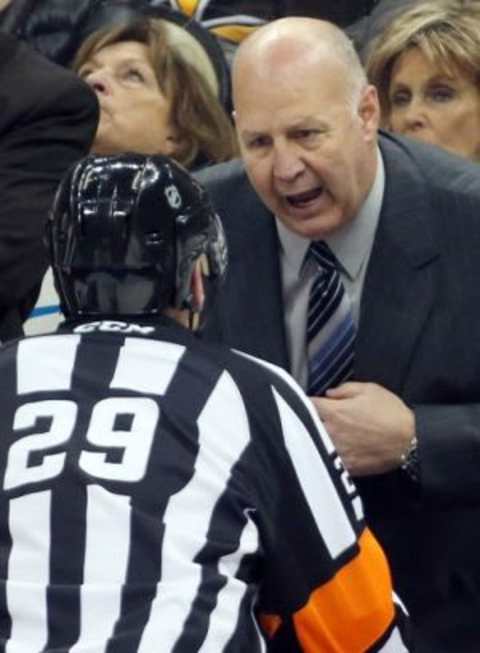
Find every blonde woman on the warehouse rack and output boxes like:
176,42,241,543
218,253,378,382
366,0,480,161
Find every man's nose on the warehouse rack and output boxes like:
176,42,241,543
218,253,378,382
272,143,305,182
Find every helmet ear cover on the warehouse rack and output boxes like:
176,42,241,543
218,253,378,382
47,152,227,320
174,204,227,312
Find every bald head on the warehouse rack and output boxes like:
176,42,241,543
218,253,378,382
230,16,380,241
233,17,367,111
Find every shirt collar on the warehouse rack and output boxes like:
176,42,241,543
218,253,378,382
276,147,385,279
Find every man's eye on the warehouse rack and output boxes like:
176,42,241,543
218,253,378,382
246,137,269,149
296,129,319,140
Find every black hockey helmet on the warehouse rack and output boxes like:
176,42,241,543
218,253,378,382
47,152,227,319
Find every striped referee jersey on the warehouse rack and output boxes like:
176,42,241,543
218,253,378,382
0,317,409,652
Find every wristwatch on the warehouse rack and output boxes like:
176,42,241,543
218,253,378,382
400,435,420,482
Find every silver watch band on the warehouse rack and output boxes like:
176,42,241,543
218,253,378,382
400,436,420,482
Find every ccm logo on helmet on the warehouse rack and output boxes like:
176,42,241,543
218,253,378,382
74,321,155,335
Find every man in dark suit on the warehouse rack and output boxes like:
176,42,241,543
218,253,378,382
0,32,98,342
197,16,480,653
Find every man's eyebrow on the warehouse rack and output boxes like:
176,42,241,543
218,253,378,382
288,117,326,128
239,129,266,139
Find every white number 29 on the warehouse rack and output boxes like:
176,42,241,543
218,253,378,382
4,398,158,491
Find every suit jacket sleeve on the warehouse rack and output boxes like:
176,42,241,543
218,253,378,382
358,133,480,509
0,33,98,337
414,403,480,506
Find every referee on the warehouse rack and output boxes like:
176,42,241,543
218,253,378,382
0,153,409,652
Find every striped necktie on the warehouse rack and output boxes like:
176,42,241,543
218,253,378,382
306,241,356,396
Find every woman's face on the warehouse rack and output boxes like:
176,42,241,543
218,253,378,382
387,46,480,160
78,40,179,156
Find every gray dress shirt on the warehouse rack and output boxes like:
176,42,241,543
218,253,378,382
276,149,385,388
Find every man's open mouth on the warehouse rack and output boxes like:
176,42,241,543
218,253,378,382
286,187,323,208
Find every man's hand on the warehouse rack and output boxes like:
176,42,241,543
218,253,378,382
311,382,415,476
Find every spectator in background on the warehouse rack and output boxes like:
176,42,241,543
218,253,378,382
73,18,238,169
0,32,98,342
365,0,480,161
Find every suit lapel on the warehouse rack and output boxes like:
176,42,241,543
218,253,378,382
356,136,440,393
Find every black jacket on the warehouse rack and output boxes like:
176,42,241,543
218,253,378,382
0,33,98,341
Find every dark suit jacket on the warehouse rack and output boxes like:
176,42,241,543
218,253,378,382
197,132,480,652
0,33,98,341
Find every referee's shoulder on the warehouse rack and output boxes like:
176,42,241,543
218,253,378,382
198,336,304,402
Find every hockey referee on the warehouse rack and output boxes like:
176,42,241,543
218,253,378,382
0,153,409,651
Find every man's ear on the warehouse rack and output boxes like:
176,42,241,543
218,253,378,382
358,84,381,142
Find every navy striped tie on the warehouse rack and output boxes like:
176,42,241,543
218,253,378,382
306,241,356,396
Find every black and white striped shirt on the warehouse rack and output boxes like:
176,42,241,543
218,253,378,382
0,317,409,652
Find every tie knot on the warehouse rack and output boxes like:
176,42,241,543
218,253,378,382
309,241,337,270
